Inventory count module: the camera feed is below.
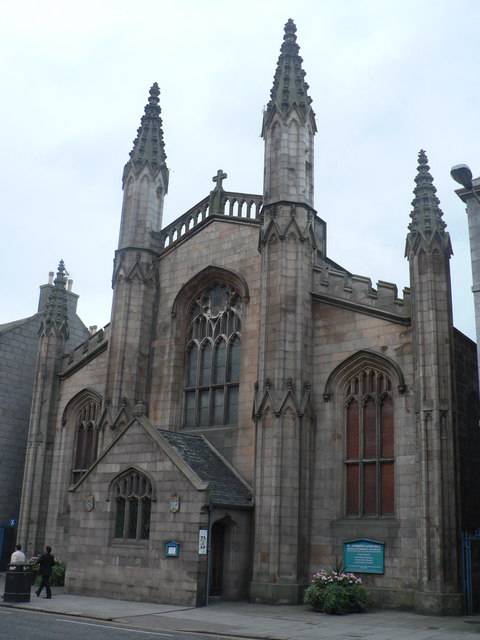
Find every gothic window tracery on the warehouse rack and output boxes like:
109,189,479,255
72,397,101,484
344,368,394,517
184,284,241,428
113,470,152,540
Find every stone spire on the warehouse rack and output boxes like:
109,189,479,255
123,83,169,189
39,259,69,337
406,150,452,256
262,18,316,135
405,150,459,611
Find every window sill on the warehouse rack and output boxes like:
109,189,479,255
330,517,400,540
110,539,150,547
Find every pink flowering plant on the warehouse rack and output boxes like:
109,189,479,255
304,569,369,614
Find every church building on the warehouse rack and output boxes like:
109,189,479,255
17,20,480,613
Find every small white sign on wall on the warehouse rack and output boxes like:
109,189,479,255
198,528,208,555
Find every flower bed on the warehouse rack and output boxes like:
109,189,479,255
304,569,369,614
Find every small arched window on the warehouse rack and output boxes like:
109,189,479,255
344,368,394,517
72,397,101,483
113,470,152,540
184,284,241,428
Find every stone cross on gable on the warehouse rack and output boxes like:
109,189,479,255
212,169,227,190
209,169,228,215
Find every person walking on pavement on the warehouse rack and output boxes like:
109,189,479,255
35,545,55,598
10,544,26,564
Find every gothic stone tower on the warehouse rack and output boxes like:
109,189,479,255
251,20,317,603
18,262,70,553
405,151,462,613
105,84,169,420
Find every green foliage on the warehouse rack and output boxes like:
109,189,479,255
304,569,369,614
33,561,66,587
51,561,66,586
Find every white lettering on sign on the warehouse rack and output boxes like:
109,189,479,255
198,528,208,555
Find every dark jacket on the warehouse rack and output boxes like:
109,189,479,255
38,551,55,576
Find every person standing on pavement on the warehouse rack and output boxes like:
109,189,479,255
9,544,26,564
35,545,55,599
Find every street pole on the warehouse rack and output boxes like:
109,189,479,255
451,164,480,390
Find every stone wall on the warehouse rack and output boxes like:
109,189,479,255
0,316,41,527
310,300,416,608
66,419,210,605
45,346,109,558
150,217,261,484
454,328,480,532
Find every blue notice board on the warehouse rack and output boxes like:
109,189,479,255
343,539,384,574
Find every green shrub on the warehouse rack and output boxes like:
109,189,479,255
304,569,369,614
51,561,66,586
33,561,66,587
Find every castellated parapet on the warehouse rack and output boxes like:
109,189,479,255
313,263,410,322
61,325,110,378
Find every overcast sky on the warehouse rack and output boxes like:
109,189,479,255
1,0,479,340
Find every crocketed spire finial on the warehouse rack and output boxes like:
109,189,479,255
417,149,428,165
405,150,452,257
54,259,67,289
148,82,160,104
262,18,316,135
40,260,69,337
282,18,299,53
123,83,169,188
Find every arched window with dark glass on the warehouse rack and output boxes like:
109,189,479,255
72,397,101,483
113,470,152,540
344,368,394,517
184,284,241,428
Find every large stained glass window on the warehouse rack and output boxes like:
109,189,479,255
184,284,241,428
344,369,394,517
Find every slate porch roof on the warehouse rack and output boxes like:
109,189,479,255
158,429,253,508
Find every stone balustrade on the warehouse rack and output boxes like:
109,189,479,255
158,191,263,250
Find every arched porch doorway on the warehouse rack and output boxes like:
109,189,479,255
207,510,252,601
210,519,226,596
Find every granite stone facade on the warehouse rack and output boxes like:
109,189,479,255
14,20,480,613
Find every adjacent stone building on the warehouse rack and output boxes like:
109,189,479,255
15,20,480,612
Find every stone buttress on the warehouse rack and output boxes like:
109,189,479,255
105,84,169,419
251,20,316,603
18,262,70,554
405,151,462,614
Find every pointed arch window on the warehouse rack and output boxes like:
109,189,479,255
112,470,152,540
184,284,241,428
344,368,394,517
72,397,101,483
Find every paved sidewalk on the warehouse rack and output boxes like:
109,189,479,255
1,573,480,639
